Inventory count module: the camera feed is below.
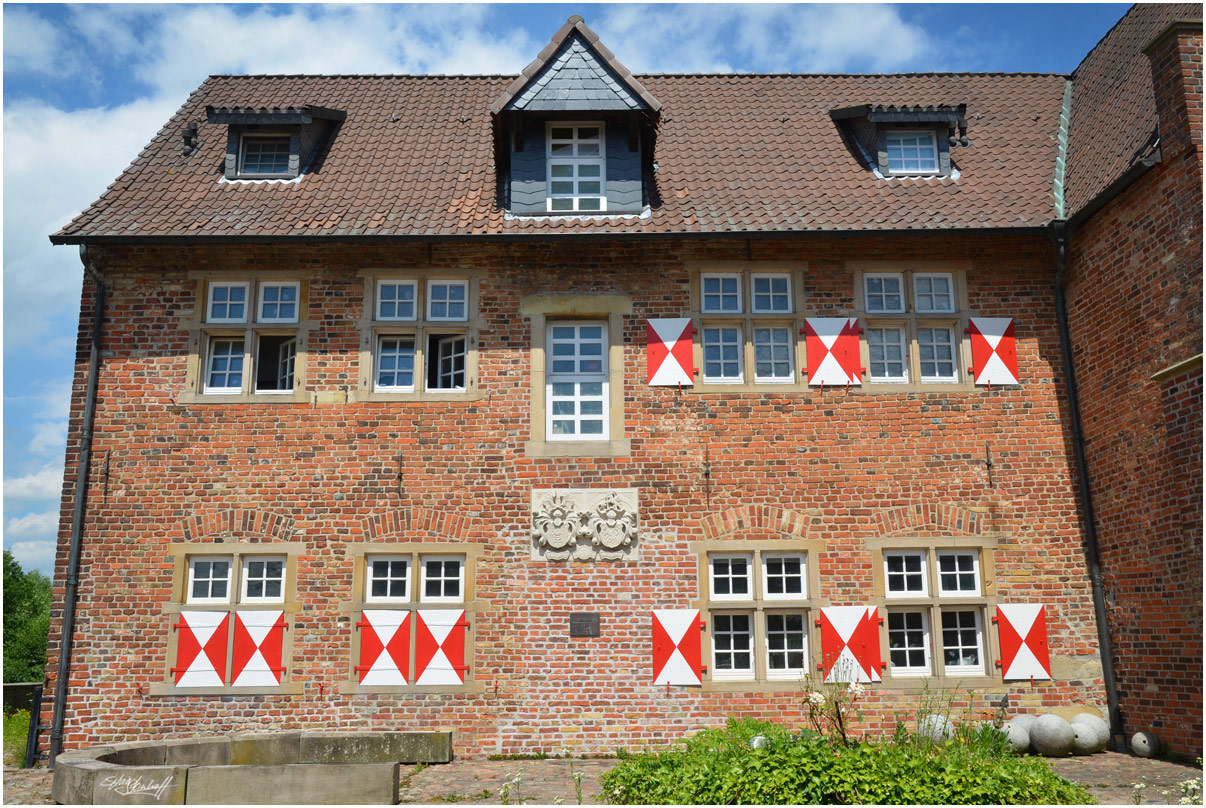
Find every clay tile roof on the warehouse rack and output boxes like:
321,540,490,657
1065,2,1201,218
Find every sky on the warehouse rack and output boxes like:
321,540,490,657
2,2,1131,576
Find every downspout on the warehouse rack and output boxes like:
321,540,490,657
49,244,106,768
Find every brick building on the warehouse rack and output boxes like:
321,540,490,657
43,6,1201,760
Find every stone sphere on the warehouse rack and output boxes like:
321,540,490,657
1003,721,1031,753
749,734,769,750
1009,713,1038,732
1131,731,1160,758
1030,714,1075,757
917,714,955,741
1070,714,1110,752
1071,724,1099,755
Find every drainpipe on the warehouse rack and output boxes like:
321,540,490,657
1051,221,1126,751
49,244,106,768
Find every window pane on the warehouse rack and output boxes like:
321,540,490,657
376,338,415,389
919,327,957,380
753,327,793,381
752,275,791,312
703,327,742,380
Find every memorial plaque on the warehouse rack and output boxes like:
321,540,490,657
569,613,601,637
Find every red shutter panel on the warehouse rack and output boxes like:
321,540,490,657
357,610,410,686
996,604,1051,681
805,318,862,386
415,610,469,686
968,317,1019,385
173,611,229,687
652,609,701,685
647,319,695,386
231,610,286,687
819,606,882,683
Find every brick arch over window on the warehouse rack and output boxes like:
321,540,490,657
872,504,995,538
696,505,820,541
180,508,296,542
361,508,475,542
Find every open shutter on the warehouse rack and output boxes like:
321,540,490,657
647,319,694,386
357,610,410,686
968,317,1018,385
996,604,1051,681
819,606,882,683
173,611,229,687
652,609,702,685
805,318,862,386
415,610,469,686
232,610,286,687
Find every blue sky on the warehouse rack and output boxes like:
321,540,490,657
2,2,1129,575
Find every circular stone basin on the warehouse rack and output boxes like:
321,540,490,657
51,731,451,805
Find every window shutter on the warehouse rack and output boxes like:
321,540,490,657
819,605,882,683
232,610,286,687
647,318,694,386
173,611,229,687
415,610,469,686
968,317,1019,385
652,609,702,685
995,604,1051,681
805,318,862,386
357,610,410,686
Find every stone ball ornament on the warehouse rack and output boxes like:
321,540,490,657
916,714,955,742
1009,713,1038,732
1003,721,1031,753
1070,723,1099,755
1070,713,1110,753
1030,714,1075,757
1131,730,1160,758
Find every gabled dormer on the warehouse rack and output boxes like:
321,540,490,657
205,105,346,181
831,104,970,179
490,16,661,215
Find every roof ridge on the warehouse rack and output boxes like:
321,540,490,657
1071,2,1139,79
205,70,1069,81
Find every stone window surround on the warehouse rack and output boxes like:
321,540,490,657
521,292,631,458
337,542,485,695
179,272,314,404
688,538,828,693
350,270,485,403
866,534,1002,688
150,541,305,696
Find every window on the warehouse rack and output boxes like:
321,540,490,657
357,274,478,401
238,135,292,177
884,551,928,597
887,611,931,677
913,273,955,313
695,540,820,688
240,556,286,603
885,131,939,175
207,283,249,323
753,327,794,383
257,282,299,323
750,274,792,313
702,327,743,382
918,326,958,382
546,322,608,440
937,551,980,595
420,556,464,603
187,558,232,604
867,327,908,383
864,274,905,314
547,123,605,212
701,274,742,314
941,610,984,674
365,555,410,603
692,266,801,388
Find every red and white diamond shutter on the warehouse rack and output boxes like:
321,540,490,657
805,318,862,386
358,610,410,686
647,319,695,386
231,610,286,687
652,609,702,685
819,606,882,683
173,611,229,687
968,317,1019,385
415,610,468,686
996,604,1051,681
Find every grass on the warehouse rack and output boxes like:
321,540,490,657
3,710,31,768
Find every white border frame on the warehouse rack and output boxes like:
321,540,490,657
375,279,419,322
239,555,287,604
206,282,250,324
710,611,756,681
364,554,412,603
886,609,932,678
884,129,940,177
764,611,810,680
186,556,234,605
749,272,793,314
426,280,469,322
912,272,956,314
939,608,985,676
883,550,929,598
863,272,906,315
700,272,744,314
256,281,301,324
760,552,807,599
419,554,466,604
708,553,754,601
936,550,982,596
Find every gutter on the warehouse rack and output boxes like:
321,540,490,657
49,245,106,768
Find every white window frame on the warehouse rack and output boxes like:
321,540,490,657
887,609,932,677
940,608,985,675
866,325,909,383
203,337,246,394
206,282,250,324
186,557,234,605
545,321,609,442
863,273,906,314
936,550,982,596
917,325,960,383
431,334,467,391
237,133,293,178
419,555,465,604
885,129,940,176
708,553,753,601
764,611,809,680
701,326,744,384
912,272,956,314
374,335,417,393
252,334,297,395
256,281,300,324
364,554,411,603
884,550,929,598
376,280,418,322
752,326,795,384
239,555,287,604
426,280,469,322
700,273,743,314
710,612,755,680
761,553,807,600
749,273,793,314
546,122,606,213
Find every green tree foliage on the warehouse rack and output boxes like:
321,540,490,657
3,550,52,683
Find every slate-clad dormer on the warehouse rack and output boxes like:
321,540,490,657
490,16,661,215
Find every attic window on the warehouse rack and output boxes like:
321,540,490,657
547,123,605,212
831,104,968,179
239,135,292,177
205,105,346,182
885,131,939,175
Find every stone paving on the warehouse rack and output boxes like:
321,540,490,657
3,751,1201,804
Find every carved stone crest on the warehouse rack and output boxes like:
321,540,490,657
531,488,639,561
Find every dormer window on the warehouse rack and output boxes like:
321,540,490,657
239,135,292,178
206,105,346,181
831,104,968,180
885,130,939,175
548,124,605,212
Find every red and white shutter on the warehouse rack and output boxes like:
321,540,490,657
968,317,1019,385
805,318,862,386
996,604,1051,681
173,611,229,687
415,610,469,686
647,319,695,386
652,609,702,685
231,610,286,687
819,606,882,683
357,610,410,686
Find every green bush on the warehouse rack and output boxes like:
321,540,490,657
4,550,52,683
601,718,1095,805
3,710,31,768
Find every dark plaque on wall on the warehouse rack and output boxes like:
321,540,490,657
569,613,601,637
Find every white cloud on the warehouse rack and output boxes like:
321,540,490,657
4,539,58,576
4,464,63,502
3,6,82,78
5,510,59,541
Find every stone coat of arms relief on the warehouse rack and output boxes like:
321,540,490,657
531,488,639,561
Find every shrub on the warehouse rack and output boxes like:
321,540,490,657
601,718,1096,805
3,710,31,768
